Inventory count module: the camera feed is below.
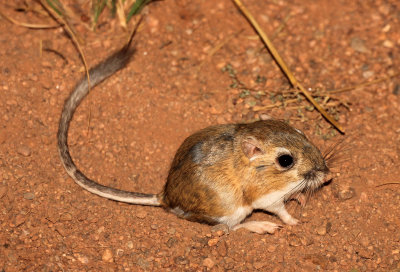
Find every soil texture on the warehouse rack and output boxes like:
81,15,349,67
1,0,400,271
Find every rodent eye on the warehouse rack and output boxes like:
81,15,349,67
277,154,294,169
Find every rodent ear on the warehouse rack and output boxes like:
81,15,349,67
241,137,264,161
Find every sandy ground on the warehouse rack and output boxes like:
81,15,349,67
1,0,400,271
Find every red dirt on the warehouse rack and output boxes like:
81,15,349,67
1,0,399,271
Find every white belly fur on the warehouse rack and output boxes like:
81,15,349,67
216,206,253,227
216,181,302,227
252,180,302,211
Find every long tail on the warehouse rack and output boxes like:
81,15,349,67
57,46,161,206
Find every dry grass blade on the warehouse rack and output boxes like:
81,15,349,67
0,10,59,28
124,14,143,49
270,13,291,41
198,29,243,70
126,0,154,23
376,182,400,188
208,30,243,57
40,0,90,89
92,0,108,29
40,0,93,139
231,0,345,134
327,72,400,94
253,98,298,111
297,83,344,133
116,0,127,29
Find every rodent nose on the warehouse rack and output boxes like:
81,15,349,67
323,172,334,184
321,164,330,174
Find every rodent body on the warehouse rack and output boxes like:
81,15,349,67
58,46,329,234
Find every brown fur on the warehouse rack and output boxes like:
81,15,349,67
161,120,329,223
59,46,329,232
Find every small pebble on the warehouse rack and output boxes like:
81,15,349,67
55,225,68,237
267,244,277,253
0,185,7,199
208,237,219,247
350,37,369,53
102,248,114,262
126,241,134,249
17,145,31,157
214,230,225,237
300,236,314,246
338,187,355,200
210,106,223,115
167,227,176,235
253,262,265,269
41,60,52,68
378,4,390,15
174,256,188,265
305,254,330,269
316,225,327,236
116,248,124,257
260,114,273,120
392,84,400,95
210,224,229,234
360,192,368,201
224,257,234,270
97,226,105,234
357,248,373,259
217,240,227,257
23,192,35,200
77,254,89,264
136,258,149,269
288,234,301,247
14,214,25,226
360,236,369,247
383,40,394,48
150,224,158,230
136,211,147,219
102,40,111,49
60,212,72,221
166,237,177,248
147,16,159,30
203,257,215,269
382,24,391,32
362,70,374,79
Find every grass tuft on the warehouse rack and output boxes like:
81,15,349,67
92,0,108,28
126,0,154,23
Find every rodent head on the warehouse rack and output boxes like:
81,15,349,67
237,120,329,197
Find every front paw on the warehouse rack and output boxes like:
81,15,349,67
274,206,300,225
283,216,299,226
290,193,307,207
232,221,282,234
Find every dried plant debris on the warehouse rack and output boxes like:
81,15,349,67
4,0,153,30
222,63,349,138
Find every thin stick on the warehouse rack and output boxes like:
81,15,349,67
0,10,59,28
327,72,400,94
231,0,345,133
253,98,298,111
198,29,243,70
116,0,127,29
39,39,43,57
376,182,400,188
40,0,90,91
40,0,93,142
271,13,291,41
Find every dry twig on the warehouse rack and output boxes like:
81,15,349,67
327,72,400,94
0,10,59,28
376,182,400,188
231,0,345,133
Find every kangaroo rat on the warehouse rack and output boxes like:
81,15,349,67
58,46,330,234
